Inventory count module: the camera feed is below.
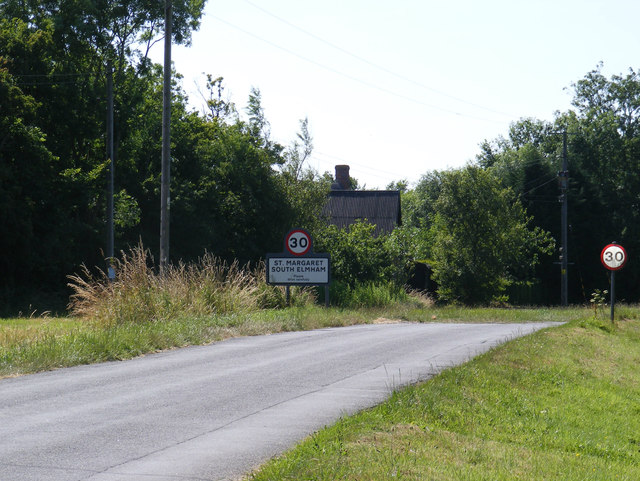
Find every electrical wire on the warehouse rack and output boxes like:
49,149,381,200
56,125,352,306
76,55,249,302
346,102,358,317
210,14,510,124
312,151,401,181
523,176,558,195
522,172,557,189
11,71,97,87
15,80,91,86
240,0,517,119
12,73,93,77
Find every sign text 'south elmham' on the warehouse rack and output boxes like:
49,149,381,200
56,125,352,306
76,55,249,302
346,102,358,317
268,257,329,284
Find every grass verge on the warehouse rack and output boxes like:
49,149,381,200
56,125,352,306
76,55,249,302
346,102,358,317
0,300,436,378
245,312,640,480
1,304,592,379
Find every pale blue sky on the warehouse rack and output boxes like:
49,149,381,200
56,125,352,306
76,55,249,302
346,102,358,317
149,0,640,188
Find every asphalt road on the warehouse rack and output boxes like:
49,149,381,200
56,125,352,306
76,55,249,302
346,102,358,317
0,321,559,481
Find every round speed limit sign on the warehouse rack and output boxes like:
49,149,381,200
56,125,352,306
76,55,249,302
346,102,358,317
285,229,312,256
601,243,627,271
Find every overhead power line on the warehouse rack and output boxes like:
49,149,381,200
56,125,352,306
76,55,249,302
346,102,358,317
13,72,96,86
241,0,517,119
523,176,558,195
314,150,404,177
12,72,93,77
210,14,510,124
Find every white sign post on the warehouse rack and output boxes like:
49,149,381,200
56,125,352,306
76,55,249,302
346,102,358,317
267,257,330,285
600,243,627,321
266,229,331,306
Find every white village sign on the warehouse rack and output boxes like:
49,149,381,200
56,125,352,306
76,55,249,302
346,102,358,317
266,229,330,286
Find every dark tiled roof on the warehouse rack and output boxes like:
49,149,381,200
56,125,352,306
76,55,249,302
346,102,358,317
322,190,401,235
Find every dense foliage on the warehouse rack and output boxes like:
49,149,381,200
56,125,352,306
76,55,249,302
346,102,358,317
429,167,554,304
473,64,640,303
398,65,640,304
0,2,329,311
1,1,638,307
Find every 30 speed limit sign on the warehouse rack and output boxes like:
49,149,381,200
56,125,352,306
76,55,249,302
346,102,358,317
285,229,312,256
601,243,627,271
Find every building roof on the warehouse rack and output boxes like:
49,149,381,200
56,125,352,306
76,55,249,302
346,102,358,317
322,190,402,235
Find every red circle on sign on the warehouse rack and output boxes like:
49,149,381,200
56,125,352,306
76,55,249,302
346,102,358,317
286,229,312,256
601,243,627,271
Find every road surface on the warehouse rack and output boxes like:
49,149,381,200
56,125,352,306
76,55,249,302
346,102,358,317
0,321,559,480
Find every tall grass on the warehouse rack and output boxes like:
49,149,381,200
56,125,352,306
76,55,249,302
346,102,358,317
67,244,315,325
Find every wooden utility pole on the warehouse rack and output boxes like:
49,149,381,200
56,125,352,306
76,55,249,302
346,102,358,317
559,130,569,306
106,60,114,266
160,0,172,272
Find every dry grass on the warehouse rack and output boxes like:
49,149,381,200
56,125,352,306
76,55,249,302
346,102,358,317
67,244,315,325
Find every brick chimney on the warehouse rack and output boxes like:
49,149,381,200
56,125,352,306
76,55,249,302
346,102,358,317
334,164,350,190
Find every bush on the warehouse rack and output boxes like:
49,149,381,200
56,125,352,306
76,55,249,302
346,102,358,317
314,221,392,287
328,280,408,308
314,221,424,288
310,220,427,308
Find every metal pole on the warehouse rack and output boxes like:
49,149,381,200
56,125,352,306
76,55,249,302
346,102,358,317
560,130,569,306
160,0,172,272
610,270,615,322
106,60,114,266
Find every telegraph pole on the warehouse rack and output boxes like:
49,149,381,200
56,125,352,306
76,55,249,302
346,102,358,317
558,130,569,306
106,60,115,273
160,0,172,272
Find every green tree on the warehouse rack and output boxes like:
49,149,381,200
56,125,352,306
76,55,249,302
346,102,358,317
386,179,409,193
476,65,640,303
384,225,432,285
279,118,332,233
314,221,392,287
0,66,57,289
430,166,554,304
563,66,640,301
571,63,640,137
402,170,445,229
0,16,105,293
245,87,272,148
2,0,206,57
0,1,206,302
200,74,236,121
283,117,313,182
169,116,295,262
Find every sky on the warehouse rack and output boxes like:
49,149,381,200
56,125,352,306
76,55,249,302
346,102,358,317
148,0,640,189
